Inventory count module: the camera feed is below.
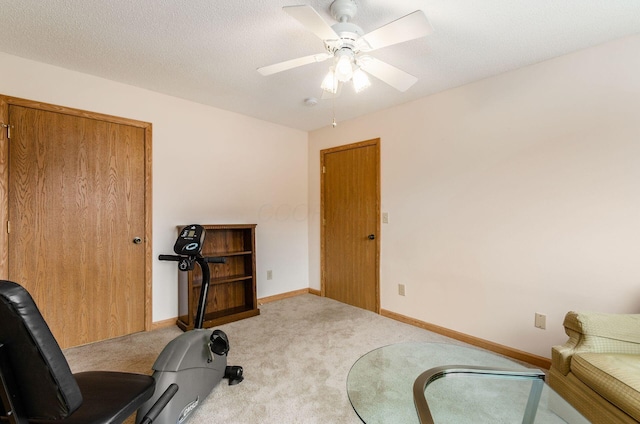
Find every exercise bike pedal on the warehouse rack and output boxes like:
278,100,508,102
209,329,230,356
225,365,244,386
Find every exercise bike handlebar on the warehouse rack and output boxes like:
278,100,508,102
158,254,226,263
138,383,179,424
204,257,226,264
158,254,181,262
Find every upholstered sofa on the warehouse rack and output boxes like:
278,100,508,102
548,311,640,423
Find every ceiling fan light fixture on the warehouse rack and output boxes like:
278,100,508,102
334,53,354,82
321,68,338,94
352,68,370,93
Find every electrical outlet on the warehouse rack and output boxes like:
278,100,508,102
534,313,546,330
398,284,405,296
382,212,389,224
267,270,273,280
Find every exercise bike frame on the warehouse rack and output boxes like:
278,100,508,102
135,244,240,424
157,253,223,330
194,255,218,330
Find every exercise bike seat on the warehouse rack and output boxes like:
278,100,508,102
0,280,156,423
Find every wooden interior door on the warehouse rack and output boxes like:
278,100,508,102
321,139,380,312
6,103,149,348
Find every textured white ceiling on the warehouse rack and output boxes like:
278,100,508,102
0,0,639,131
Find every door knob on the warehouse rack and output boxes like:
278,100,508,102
368,234,375,240
133,237,142,244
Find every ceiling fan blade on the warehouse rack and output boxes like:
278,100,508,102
283,5,339,41
360,10,433,51
257,53,332,76
359,57,418,92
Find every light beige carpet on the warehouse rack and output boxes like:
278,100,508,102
64,294,467,423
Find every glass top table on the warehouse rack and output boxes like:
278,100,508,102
346,342,588,423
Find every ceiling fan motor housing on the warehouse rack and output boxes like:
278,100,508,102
326,22,363,54
330,0,358,22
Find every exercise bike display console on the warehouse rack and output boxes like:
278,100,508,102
174,224,205,255
135,225,243,424
159,224,208,272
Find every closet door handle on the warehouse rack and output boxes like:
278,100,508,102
368,234,375,240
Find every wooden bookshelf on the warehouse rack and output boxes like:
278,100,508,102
176,224,259,331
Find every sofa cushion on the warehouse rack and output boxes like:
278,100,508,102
564,312,640,345
571,353,640,421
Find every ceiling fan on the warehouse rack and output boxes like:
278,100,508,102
257,0,433,95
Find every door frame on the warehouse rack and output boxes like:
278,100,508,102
320,138,381,313
0,95,154,330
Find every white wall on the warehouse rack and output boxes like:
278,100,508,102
308,35,640,358
3,33,639,358
0,52,309,322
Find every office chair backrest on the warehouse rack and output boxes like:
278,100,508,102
0,280,83,419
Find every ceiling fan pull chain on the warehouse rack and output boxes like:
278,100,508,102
332,89,337,128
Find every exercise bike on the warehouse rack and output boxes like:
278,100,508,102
135,224,244,424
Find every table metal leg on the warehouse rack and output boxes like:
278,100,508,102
413,365,546,424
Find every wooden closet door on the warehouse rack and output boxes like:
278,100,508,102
8,105,146,348
322,139,380,312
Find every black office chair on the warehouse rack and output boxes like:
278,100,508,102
0,280,157,424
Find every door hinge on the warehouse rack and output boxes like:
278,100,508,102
1,123,10,139
322,166,326,174
6,221,9,234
